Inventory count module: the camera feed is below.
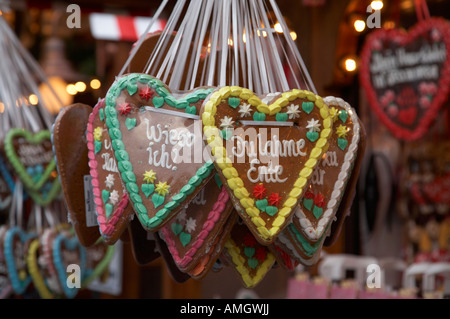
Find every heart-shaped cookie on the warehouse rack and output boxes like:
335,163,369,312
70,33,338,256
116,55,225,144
200,87,332,245
292,97,361,242
52,103,101,247
104,73,216,231
3,226,37,294
159,174,234,273
4,129,60,206
360,17,450,140
87,99,134,244
52,231,87,298
268,241,299,271
222,220,275,288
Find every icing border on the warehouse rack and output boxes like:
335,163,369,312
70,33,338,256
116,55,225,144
104,73,215,230
159,186,230,270
295,96,361,240
27,238,54,299
201,87,332,242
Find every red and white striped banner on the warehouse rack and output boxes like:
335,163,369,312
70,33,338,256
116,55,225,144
89,13,165,42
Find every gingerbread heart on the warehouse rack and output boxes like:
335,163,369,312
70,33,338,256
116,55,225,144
52,103,101,247
159,174,234,273
3,226,37,294
360,17,450,140
292,97,361,242
222,220,275,288
87,99,134,244
52,231,87,298
103,73,216,231
200,87,332,245
4,128,60,206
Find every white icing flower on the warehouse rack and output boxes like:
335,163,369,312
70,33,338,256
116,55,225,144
286,104,301,119
306,118,321,132
109,190,120,205
185,217,197,233
238,103,252,118
220,116,235,129
105,174,115,189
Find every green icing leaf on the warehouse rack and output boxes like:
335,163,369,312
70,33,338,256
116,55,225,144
338,110,348,123
306,131,319,142
127,83,138,96
247,258,258,269
265,206,278,216
179,232,191,247
105,203,113,219
99,109,105,122
275,113,288,122
337,138,348,150
94,140,102,154
228,97,240,108
102,190,110,205
313,206,323,219
253,112,266,121
244,247,255,258
125,118,137,130
185,105,197,115
151,193,165,209
256,199,268,212
153,96,164,108
171,223,183,235
303,198,313,211
214,174,223,189
221,129,232,140
302,101,314,114
141,184,154,198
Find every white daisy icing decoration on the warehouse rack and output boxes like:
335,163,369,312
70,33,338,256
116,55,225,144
306,118,321,132
220,116,235,129
286,104,301,119
185,217,197,233
105,174,115,189
109,190,120,205
238,103,252,118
